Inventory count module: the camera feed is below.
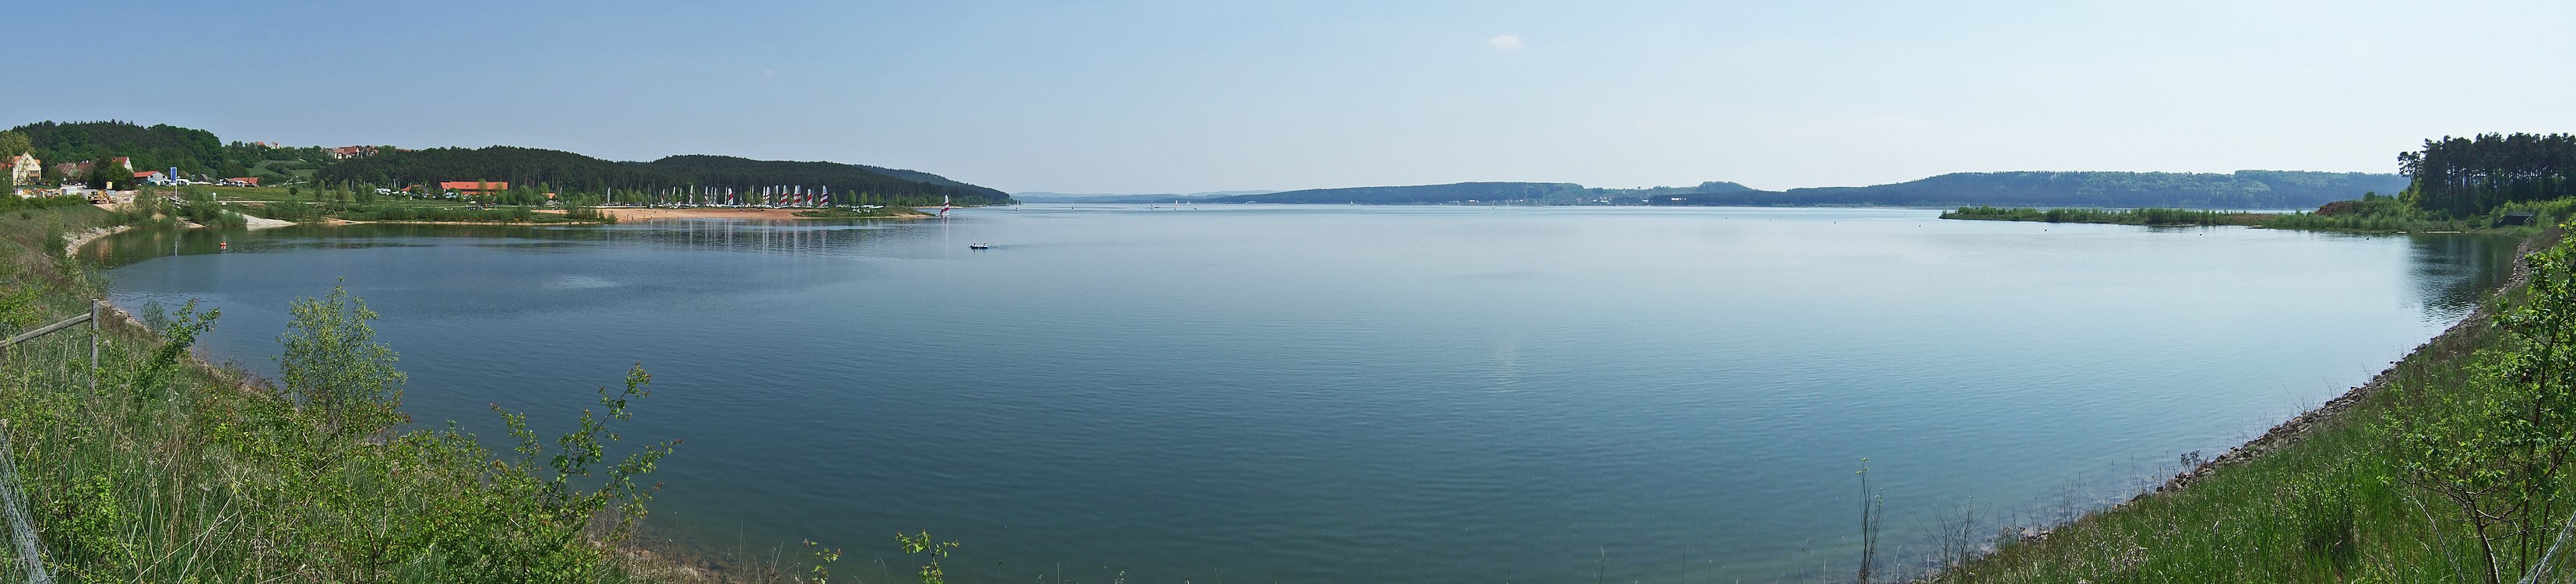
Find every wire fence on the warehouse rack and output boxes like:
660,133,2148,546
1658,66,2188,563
0,420,49,584
0,300,97,584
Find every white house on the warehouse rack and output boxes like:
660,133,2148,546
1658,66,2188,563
5,153,37,185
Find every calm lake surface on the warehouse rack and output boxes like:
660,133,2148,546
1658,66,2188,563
93,206,2515,582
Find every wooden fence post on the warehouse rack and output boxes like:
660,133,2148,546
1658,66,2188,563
89,300,100,391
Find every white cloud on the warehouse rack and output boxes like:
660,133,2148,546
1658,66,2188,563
1487,33,1522,49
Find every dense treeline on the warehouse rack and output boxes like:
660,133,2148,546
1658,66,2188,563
7,121,220,175
643,154,1009,203
319,146,662,193
2402,133,2576,218
5,121,233,186
1941,206,2263,227
320,147,1012,206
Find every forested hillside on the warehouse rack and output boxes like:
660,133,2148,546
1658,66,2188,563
644,155,1010,202
318,147,1011,205
4,121,338,185
5,120,1013,206
9,121,222,174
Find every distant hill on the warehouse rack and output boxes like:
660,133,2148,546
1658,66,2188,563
320,147,1011,205
1015,190,1276,203
1182,171,2404,209
1693,181,1756,193
1203,182,1585,204
1647,171,2405,209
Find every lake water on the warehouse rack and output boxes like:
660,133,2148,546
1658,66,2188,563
93,206,2514,582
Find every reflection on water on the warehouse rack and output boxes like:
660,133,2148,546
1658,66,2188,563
91,220,944,265
90,220,955,321
2409,234,2522,320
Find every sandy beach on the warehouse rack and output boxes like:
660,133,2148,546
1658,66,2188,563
598,207,933,221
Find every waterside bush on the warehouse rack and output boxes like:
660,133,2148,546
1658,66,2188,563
1940,206,2261,226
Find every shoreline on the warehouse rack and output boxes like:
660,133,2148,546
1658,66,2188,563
62,224,133,258
1944,213,2510,234
1940,208,2532,235
1990,230,2545,551
2160,232,2538,491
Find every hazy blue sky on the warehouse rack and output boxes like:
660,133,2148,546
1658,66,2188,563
16,1,2574,193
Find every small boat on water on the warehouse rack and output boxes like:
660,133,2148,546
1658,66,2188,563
969,243,991,250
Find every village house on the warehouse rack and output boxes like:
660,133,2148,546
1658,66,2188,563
223,177,260,187
5,153,37,185
132,170,166,185
329,146,379,159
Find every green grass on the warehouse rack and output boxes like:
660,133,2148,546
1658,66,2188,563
198,185,451,209
248,160,318,183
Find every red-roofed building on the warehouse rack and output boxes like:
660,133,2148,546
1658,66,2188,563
438,181,509,194
225,178,260,187
330,146,379,159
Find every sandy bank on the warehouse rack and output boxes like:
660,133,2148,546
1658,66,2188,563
240,214,295,229
63,225,132,258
